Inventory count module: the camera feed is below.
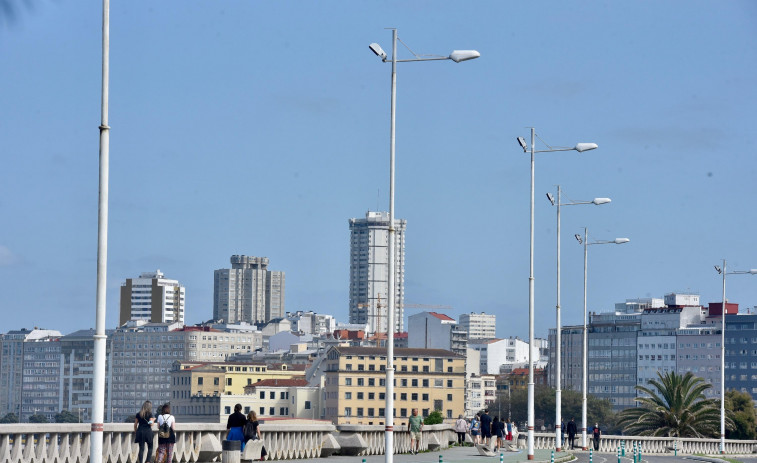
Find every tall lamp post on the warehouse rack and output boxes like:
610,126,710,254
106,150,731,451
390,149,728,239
91,0,111,462
575,229,629,450
714,261,756,454
546,187,610,451
369,30,479,463
516,129,598,460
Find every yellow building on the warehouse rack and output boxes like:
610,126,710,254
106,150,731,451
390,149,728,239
320,346,465,425
170,360,307,417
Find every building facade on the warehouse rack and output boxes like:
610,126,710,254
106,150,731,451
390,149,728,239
468,337,533,375
319,346,465,425
408,312,468,357
459,313,496,341
119,270,185,326
213,255,286,324
348,211,407,334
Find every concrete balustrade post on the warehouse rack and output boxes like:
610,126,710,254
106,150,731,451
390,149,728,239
222,440,241,463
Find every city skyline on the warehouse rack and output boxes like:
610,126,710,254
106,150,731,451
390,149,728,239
1,2,756,338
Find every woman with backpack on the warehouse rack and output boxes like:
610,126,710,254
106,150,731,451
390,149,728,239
156,403,175,463
470,413,481,444
133,401,154,463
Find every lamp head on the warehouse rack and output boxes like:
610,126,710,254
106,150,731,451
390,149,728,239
449,50,481,63
614,238,630,244
546,193,555,206
592,198,611,205
575,234,583,244
575,143,599,153
517,136,528,152
715,265,722,275
749,269,757,275
369,43,387,61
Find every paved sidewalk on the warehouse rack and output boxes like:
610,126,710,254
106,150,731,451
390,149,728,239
281,446,574,463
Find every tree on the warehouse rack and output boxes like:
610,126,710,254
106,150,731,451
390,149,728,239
424,410,444,425
28,413,49,423
617,371,728,437
55,410,80,423
725,390,757,440
0,413,19,423
495,386,618,433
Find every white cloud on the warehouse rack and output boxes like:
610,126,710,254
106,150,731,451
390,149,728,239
0,245,19,266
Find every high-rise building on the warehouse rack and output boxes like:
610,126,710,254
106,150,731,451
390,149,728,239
213,255,286,324
119,270,185,326
348,211,406,334
0,328,62,422
459,312,497,340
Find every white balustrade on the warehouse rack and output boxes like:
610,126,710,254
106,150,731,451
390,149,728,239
1,424,755,463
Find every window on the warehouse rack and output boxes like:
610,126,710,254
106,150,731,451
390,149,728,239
214,378,219,386
368,408,375,417
447,380,453,388
345,392,352,399
422,379,429,387
305,401,311,410
270,391,276,399
260,391,265,399
357,408,364,417
244,406,250,414
411,379,418,387
227,378,232,386
280,407,287,415
198,377,204,385
411,393,418,401
345,407,352,417
422,393,429,401
357,392,364,400
345,378,352,386
368,378,375,386
401,393,407,400
224,406,231,414
401,379,408,387
434,379,443,388
357,378,364,386
447,394,453,401
368,393,375,400
400,408,407,417
269,407,275,415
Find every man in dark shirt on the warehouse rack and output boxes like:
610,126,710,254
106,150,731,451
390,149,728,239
479,410,493,446
566,417,578,449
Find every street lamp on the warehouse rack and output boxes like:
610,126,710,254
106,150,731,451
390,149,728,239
714,261,756,454
575,229,629,450
370,29,479,463
546,187,610,451
516,129,598,460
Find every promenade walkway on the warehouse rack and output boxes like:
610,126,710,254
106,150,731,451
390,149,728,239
287,446,573,463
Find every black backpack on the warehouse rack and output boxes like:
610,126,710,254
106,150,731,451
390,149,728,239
159,415,172,439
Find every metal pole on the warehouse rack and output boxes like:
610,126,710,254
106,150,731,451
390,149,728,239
555,185,562,452
527,127,536,460
581,227,588,450
720,259,726,454
90,0,110,462
384,27,398,463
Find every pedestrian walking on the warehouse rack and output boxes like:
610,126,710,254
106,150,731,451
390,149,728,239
566,417,578,450
470,413,481,444
226,403,247,451
505,419,513,441
454,414,468,445
592,423,601,451
155,403,175,463
480,409,492,447
408,408,424,454
133,400,154,463
560,420,565,448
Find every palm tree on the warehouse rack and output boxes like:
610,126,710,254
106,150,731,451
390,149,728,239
617,371,731,437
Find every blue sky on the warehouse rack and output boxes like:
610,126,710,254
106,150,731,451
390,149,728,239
1,1,756,339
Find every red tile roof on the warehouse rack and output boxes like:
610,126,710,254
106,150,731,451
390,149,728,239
429,312,455,321
246,379,309,388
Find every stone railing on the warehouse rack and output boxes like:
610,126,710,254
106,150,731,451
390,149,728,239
532,432,757,454
2,424,755,463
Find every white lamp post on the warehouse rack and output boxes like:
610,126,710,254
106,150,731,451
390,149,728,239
91,0,111,462
714,261,756,454
516,129,598,460
370,30,479,463
546,187,610,451
575,230,628,450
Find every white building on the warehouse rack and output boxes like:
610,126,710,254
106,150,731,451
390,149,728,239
407,312,467,357
348,211,407,334
464,374,497,417
119,270,185,325
213,255,285,324
459,312,496,340
468,337,532,374
287,311,336,336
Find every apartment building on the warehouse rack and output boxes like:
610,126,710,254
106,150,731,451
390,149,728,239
459,313,496,341
213,255,286,324
407,312,468,357
119,270,185,325
318,346,465,425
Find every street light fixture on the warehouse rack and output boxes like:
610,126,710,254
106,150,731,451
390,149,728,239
714,261,756,454
516,128,598,460
575,228,629,450
370,29,479,463
547,186,610,451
